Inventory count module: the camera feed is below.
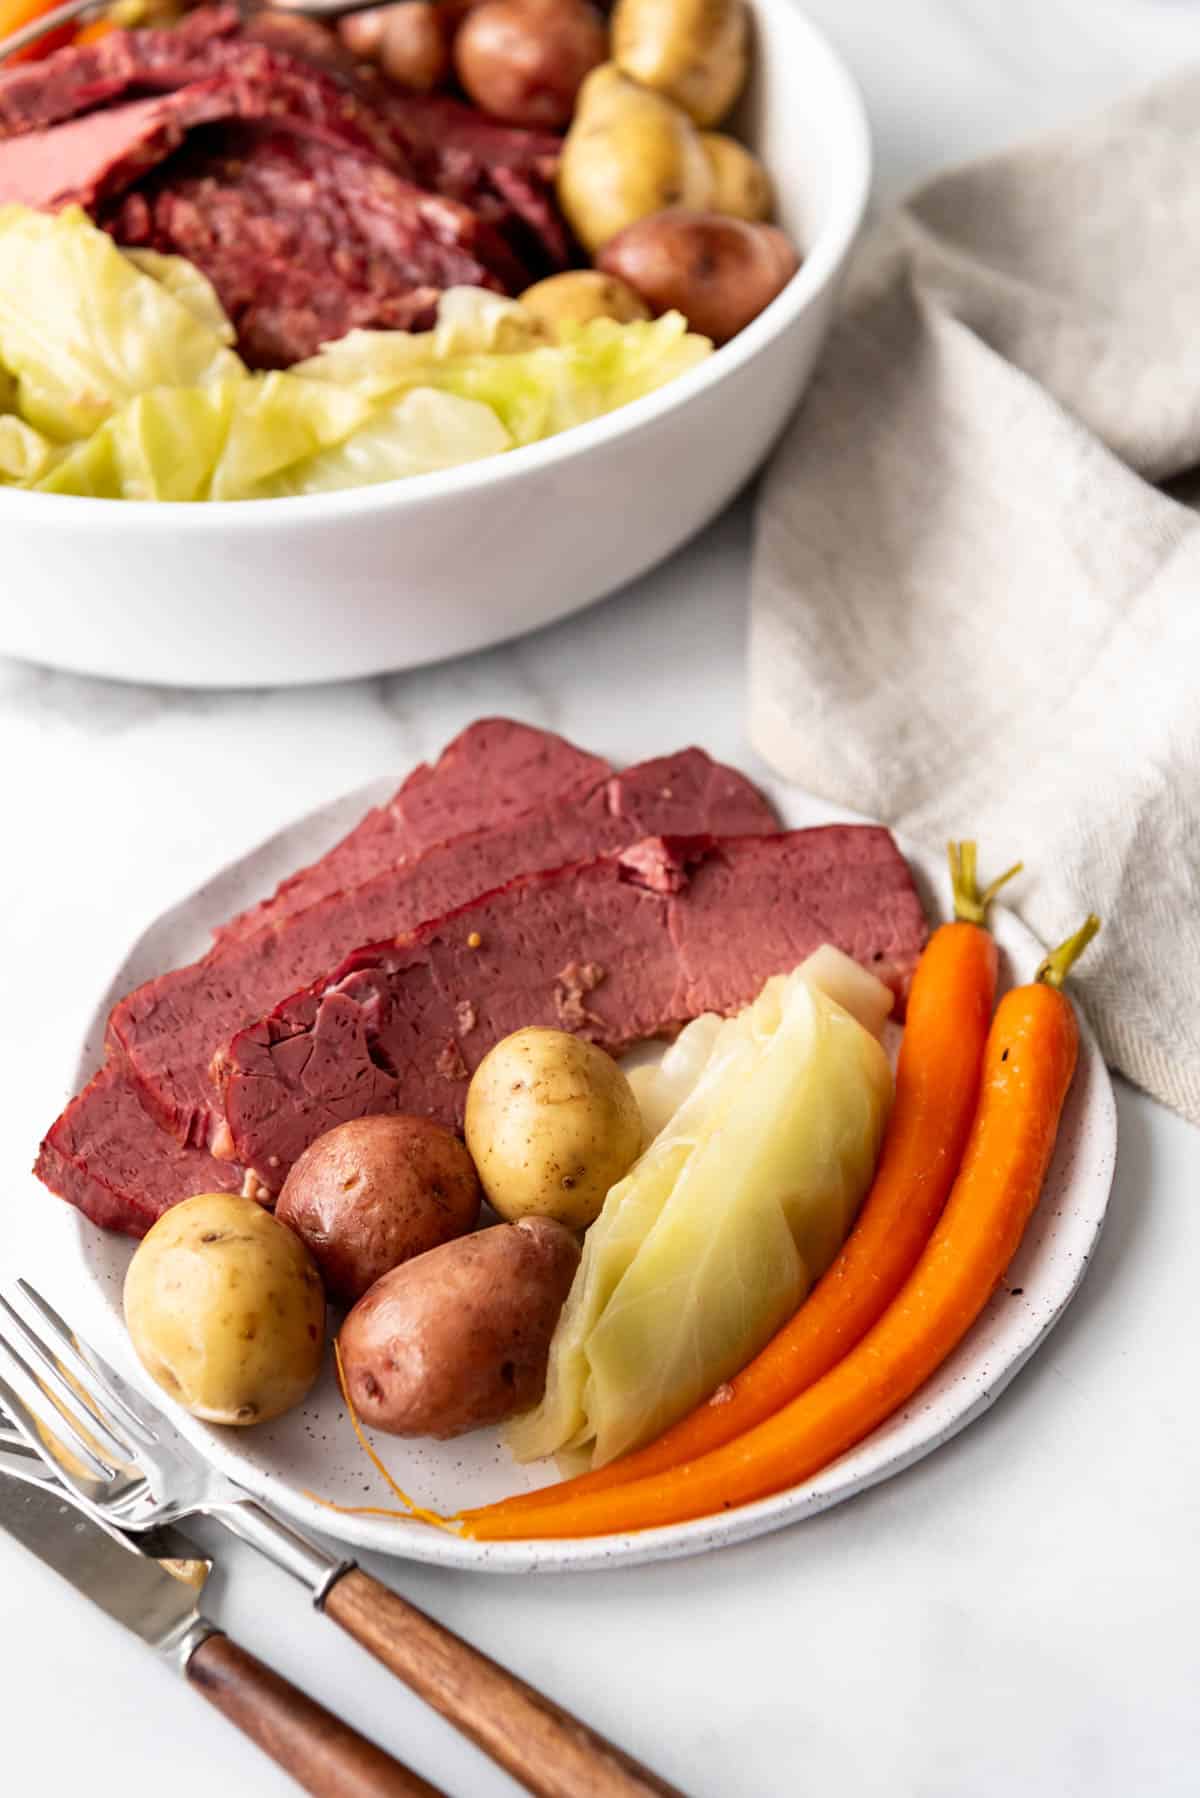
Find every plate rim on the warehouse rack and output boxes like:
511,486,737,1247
54,770,1118,1574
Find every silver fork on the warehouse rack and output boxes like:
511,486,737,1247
0,1407,53,1486
0,1279,684,1798
0,1406,448,1797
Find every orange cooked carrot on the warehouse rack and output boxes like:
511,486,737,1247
71,0,160,47
464,843,1018,1522
0,0,75,59
72,14,115,43
462,914,1099,1541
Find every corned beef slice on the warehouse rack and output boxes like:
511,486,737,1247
105,130,525,368
35,726,776,1236
106,747,777,1149
0,86,233,211
36,718,601,1238
0,17,399,164
382,92,569,274
226,22,570,273
218,829,928,1189
35,1065,243,1239
0,5,238,137
218,719,609,944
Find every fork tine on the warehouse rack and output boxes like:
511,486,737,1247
0,1293,133,1466
0,1417,40,1456
16,1281,158,1446
0,1439,61,1492
0,1421,51,1467
4,1386,130,1494
0,1359,116,1485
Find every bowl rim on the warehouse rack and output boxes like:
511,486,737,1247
0,0,871,529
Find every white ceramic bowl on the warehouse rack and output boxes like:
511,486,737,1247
0,2,870,687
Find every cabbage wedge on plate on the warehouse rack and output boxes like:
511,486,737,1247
510,950,895,1471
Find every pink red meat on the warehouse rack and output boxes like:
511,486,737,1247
35,724,779,1236
0,15,397,164
218,829,928,1192
37,718,607,1238
0,8,570,360
0,5,239,137
105,747,777,1150
216,719,610,944
34,1065,244,1239
105,128,527,368
0,85,234,211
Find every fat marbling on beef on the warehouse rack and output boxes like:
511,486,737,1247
217,829,928,1192
106,747,777,1151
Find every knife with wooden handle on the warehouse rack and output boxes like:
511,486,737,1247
0,1471,446,1798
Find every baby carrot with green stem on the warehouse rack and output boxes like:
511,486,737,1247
461,911,1098,1542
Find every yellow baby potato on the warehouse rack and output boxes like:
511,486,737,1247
123,1192,324,1426
465,1027,643,1229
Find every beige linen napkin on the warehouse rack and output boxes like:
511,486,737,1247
751,72,1200,1123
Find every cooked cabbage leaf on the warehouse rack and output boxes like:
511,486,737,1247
208,376,372,501
291,288,552,400
0,404,57,484
510,957,894,1469
433,287,552,357
35,423,121,498
256,388,512,498
0,208,713,499
0,206,243,442
40,379,507,501
122,249,238,345
296,312,712,446
38,378,373,501
627,946,895,1139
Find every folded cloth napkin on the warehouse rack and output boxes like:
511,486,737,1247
750,72,1200,1123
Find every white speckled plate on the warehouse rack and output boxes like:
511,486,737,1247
53,772,1116,1573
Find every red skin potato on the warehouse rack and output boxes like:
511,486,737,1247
598,210,800,344
276,1114,481,1304
340,1,452,88
338,1217,580,1437
454,0,608,129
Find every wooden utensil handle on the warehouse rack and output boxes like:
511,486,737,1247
187,1630,446,1798
323,1568,687,1798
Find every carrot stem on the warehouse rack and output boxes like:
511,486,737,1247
948,839,1023,925
309,1339,457,1534
1037,915,1101,989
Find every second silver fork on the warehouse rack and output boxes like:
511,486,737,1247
0,1278,685,1798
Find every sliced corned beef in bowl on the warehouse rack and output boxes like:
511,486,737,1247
0,6,569,369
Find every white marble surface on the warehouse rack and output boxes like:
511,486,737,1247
4,4,1200,1794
